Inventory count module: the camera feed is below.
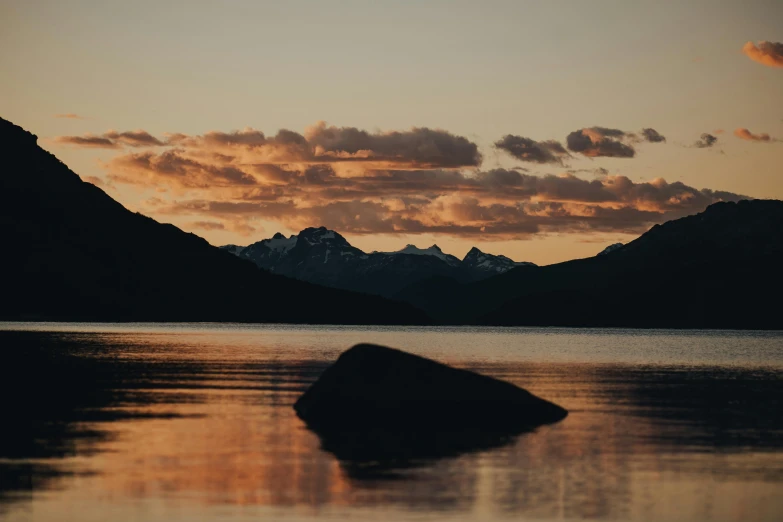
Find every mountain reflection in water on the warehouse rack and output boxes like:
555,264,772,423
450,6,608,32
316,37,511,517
1,324,782,522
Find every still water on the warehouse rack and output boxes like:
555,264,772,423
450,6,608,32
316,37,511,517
1,323,782,521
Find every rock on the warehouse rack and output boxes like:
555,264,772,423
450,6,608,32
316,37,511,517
294,344,567,433
294,344,567,477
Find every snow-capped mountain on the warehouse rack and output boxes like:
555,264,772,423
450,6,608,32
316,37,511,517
377,244,462,266
597,243,624,256
462,247,535,274
236,228,364,273
222,227,535,297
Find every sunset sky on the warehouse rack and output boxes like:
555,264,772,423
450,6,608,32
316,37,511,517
2,0,781,264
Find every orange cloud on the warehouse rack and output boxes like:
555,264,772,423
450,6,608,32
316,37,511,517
105,130,166,147
64,121,745,240
55,130,165,148
108,150,258,188
134,165,747,239
734,128,774,142
742,41,783,68
55,134,119,148
190,220,226,231
57,123,481,170
54,113,85,119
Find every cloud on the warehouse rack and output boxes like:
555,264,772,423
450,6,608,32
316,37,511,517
70,120,744,240
108,150,258,188
55,130,166,148
189,221,225,231
63,122,481,171
105,130,166,147
694,133,718,148
493,135,570,164
136,165,747,239
565,127,667,158
566,127,636,158
152,186,745,239
55,134,120,149
641,128,666,143
734,128,775,142
305,121,482,167
161,122,481,168
742,41,783,68
54,113,85,119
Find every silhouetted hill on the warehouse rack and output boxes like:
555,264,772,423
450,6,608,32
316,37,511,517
0,118,427,324
396,199,783,329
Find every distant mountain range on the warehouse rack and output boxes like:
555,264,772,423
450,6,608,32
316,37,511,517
0,117,426,324
222,229,534,297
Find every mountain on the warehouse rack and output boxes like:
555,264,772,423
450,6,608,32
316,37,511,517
378,244,462,266
396,199,783,329
0,117,427,324
597,243,624,256
463,247,535,275
223,230,535,297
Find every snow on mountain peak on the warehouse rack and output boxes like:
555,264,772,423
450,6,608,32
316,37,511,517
463,246,535,272
597,243,624,256
298,227,348,246
381,244,460,265
224,226,533,276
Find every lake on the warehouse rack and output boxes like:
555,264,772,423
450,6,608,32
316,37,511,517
1,323,782,522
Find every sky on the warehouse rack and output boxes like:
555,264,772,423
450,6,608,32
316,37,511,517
1,0,781,265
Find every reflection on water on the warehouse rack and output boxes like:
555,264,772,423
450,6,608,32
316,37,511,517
1,323,782,521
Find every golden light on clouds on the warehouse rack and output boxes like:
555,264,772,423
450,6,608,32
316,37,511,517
742,41,783,68
52,121,749,243
734,127,775,142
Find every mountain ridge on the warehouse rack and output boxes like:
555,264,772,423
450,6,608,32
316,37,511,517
222,228,535,297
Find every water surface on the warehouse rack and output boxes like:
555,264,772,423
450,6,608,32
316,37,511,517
1,323,782,521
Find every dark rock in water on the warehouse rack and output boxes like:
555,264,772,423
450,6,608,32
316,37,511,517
294,344,567,477
295,344,567,430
